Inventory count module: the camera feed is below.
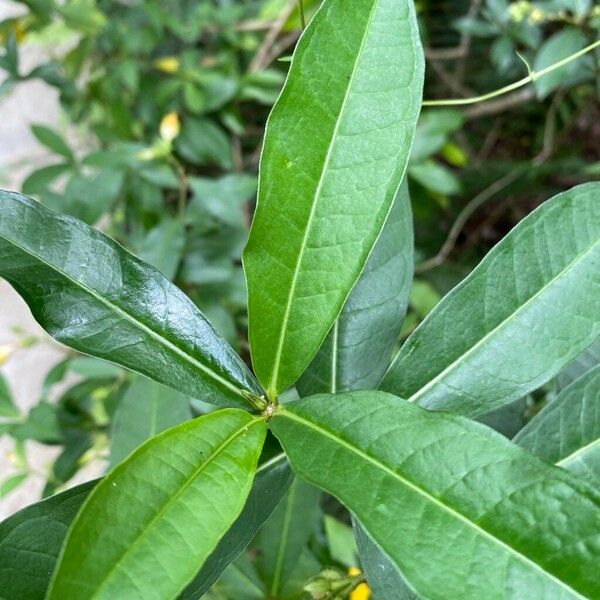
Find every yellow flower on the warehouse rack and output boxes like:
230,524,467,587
349,567,371,600
153,56,180,74
159,112,181,143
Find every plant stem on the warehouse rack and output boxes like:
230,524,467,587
422,39,600,107
297,0,306,30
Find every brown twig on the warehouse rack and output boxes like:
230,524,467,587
262,30,301,70
424,47,467,61
464,88,536,120
416,91,565,274
248,0,297,73
428,59,474,98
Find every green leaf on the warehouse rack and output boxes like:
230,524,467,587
21,163,72,196
324,516,358,568
56,0,106,34
555,337,600,392
298,182,414,395
0,192,262,409
180,453,293,599
175,118,232,169
353,521,416,600
0,455,291,600
534,28,593,99
408,160,461,196
271,391,600,600
256,478,322,597
68,356,123,379
0,472,27,498
381,183,600,417
48,410,266,600
109,375,192,467
134,218,185,280
11,401,62,444
206,555,265,600
244,0,424,398
0,373,19,418
188,174,257,228
409,109,463,163
31,124,74,160
515,364,600,487
138,164,180,190
0,480,97,600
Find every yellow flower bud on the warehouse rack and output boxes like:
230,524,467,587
153,56,180,74
349,567,371,600
159,112,181,143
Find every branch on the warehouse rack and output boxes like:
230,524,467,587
422,39,600,107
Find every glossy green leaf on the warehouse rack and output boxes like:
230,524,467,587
271,391,600,600
256,477,322,597
244,0,424,398
0,455,291,600
381,183,600,417
109,375,192,467
0,480,96,600
180,453,293,600
0,191,262,409
298,182,414,395
515,364,600,487
555,337,600,392
48,409,266,600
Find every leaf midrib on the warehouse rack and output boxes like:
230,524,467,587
269,478,297,595
409,234,600,406
278,409,586,599
557,437,600,468
0,229,247,402
267,0,380,398
80,416,263,600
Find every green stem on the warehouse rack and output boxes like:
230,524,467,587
423,39,600,107
297,0,306,30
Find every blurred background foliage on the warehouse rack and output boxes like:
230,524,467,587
0,0,599,597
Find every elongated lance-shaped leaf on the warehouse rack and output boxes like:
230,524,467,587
381,183,600,417
297,181,414,396
0,455,291,600
0,480,96,600
256,477,322,596
515,364,600,487
0,192,262,409
244,0,424,399
271,392,600,600
294,182,414,596
555,336,600,392
48,410,266,600
179,453,293,599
